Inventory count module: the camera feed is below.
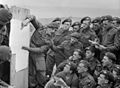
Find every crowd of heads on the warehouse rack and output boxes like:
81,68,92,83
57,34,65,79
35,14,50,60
44,15,120,88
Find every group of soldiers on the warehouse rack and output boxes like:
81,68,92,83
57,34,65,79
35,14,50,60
0,3,120,88
21,14,120,88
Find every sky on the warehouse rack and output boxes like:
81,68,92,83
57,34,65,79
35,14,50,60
0,0,120,18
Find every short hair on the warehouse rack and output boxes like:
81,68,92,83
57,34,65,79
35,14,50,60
67,62,77,73
105,52,116,62
85,46,96,54
79,60,90,69
99,70,114,82
74,49,84,58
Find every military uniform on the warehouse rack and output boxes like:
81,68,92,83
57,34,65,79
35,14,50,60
99,16,120,61
46,18,72,78
79,28,97,49
28,16,51,88
78,72,96,88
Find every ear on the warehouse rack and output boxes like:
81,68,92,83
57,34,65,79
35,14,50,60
92,53,95,56
70,70,72,73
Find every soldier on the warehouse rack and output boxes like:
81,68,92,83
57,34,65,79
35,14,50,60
0,4,11,46
84,46,101,75
92,17,102,36
97,71,114,88
95,15,120,61
80,16,91,25
0,46,11,84
52,17,61,28
79,22,97,49
21,15,51,88
77,60,96,88
112,65,120,88
45,62,78,88
46,18,72,78
55,49,83,74
112,17,120,29
71,21,80,33
53,18,72,46
0,8,12,84
101,52,116,73
55,62,78,88
0,8,12,46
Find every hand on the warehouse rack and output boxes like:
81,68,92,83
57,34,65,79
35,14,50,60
89,40,99,45
99,45,107,50
21,19,30,29
21,46,29,51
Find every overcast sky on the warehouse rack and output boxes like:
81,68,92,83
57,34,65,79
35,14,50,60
0,0,120,18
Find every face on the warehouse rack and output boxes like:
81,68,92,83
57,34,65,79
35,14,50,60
80,23,89,30
85,50,94,59
73,51,81,60
62,22,71,30
73,25,80,32
63,64,70,72
98,74,108,85
54,21,61,26
77,63,87,73
70,37,77,44
92,23,100,31
102,20,111,29
112,70,117,77
0,25,7,35
102,56,110,66
112,21,119,27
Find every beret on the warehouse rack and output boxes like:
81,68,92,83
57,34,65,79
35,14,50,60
80,16,91,23
113,17,120,24
0,8,12,25
52,17,61,22
92,17,101,23
62,18,72,25
72,21,80,27
101,15,113,22
47,22,59,29
105,52,116,61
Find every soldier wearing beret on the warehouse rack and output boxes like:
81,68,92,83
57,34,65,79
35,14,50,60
71,21,80,33
101,52,117,73
97,71,114,88
79,21,98,49
0,7,12,84
22,15,52,88
95,15,120,62
52,17,61,27
80,16,91,25
84,46,101,75
46,18,72,78
92,17,102,36
112,17,120,30
0,7,12,46
77,60,96,88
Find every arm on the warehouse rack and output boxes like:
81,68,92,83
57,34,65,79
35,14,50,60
21,15,43,30
106,30,120,52
22,45,49,53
